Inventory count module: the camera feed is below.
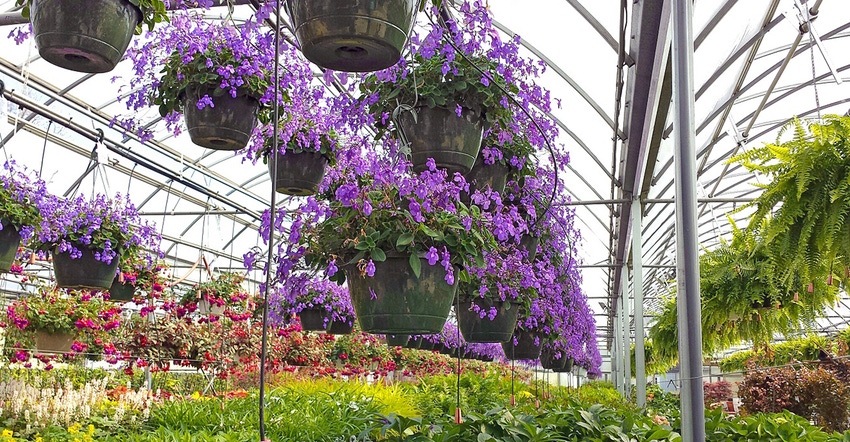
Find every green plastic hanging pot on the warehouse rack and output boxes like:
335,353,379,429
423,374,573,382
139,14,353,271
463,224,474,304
398,105,484,176
53,245,120,291
108,277,135,302
344,255,456,335
501,329,543,361
298,308,328,331
456,297,519,343
183,86,260,151
460,156,510,205
386,334,409,347
285,0,418,72
0,226,21,273
553,358,574,373
268,150,328,196
30,0,141,73
326,319,354,335
540,347,568,371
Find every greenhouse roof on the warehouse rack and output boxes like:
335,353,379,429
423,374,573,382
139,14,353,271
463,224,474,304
1,0,850,370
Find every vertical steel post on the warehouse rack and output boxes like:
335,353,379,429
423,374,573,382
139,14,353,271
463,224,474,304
612,304,621,392
622,266,631,395
672,0,706,440
632,199,647,407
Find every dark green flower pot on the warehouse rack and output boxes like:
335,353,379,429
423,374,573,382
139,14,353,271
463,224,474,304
35,330,75,355
53,245,120,291
0,226,21,273
520,234,540,262
326,320,354,335
386,334,409,347
457,297,519,343
183,86,260,151
553,358,574,373
30,0,141,73
398,105,484,176
268,150,328,196
419,340,436,351
285,0,418,72
298,308,328,331
460,156,510,205
344,255,456,334
540,347,568,370
501,329,543,361
108,278,135,302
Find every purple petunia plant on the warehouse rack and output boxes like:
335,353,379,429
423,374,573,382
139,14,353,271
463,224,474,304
0,161,49,244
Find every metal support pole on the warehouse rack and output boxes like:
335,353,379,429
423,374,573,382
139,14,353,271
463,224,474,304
632,199,647,408
672,0,706,440
617,282,627,395
612,309,621,392
622,267,631,395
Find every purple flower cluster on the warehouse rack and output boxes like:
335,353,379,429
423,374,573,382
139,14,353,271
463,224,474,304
269,274,355,327
0,161,50,243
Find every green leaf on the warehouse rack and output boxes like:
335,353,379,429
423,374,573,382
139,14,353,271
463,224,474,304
409,253,422,279
397,232,415,247
372,248,387,262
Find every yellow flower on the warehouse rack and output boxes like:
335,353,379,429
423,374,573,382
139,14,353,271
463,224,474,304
1,429,12,437
35,438,43,442
68,422,82,434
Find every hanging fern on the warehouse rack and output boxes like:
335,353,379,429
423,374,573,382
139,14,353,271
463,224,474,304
647,218,835,365
730,115,850,290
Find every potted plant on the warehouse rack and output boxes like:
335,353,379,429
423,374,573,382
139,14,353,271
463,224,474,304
732,115,850,292
15,0,168,73
462,130,535,205
251,117,337,197
362,52,514,176
108,257,168,303
0,163,48,273
3,288,112,355
32,193,161,291
284,0,433,72
455,250,534,343
179,272,248,316
115,314,193,371
302,162,499,335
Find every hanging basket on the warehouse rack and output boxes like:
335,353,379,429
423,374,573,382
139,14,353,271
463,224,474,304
456,297,519,343
285,0,419,72
501,329,543,361
386,334,409,347
520,234,540,262
344,255,457,334
398,105,484,176
53,245,120,291
418,340,436,351
460,157,510,205
540,347,568,371
268,150,328,196
30,0,141,73
35,330,75,354
0,226,21,273
183,86,260,151
298,308,328,331
108,277,136,302
553,358,574,373
326,320,354,335
198,299,225,316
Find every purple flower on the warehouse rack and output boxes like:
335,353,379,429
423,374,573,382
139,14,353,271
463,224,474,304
365,260,376,277
426,247,439,266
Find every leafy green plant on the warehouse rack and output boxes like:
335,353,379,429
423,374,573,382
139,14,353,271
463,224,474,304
719,335,830,372
179,272,249,310
731,115,850,291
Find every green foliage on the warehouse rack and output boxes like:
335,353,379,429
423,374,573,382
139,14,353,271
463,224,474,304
179,272,248,307
6,289,111,335
719,335,830,372
644,384,681,422
731,115,850,292
649,219,835,364
704,407,850,441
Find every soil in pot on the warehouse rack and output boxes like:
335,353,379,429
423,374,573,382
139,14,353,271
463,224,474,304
501,329,543,361
398,105,484,176
344,255,457,334
53,245,121,291
285,0,419,72
0,226,21,273
30,0,141,73
456,297,519,343
183,87,260,151
35,330,75,354
298,308,329,331
268,150,329,196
